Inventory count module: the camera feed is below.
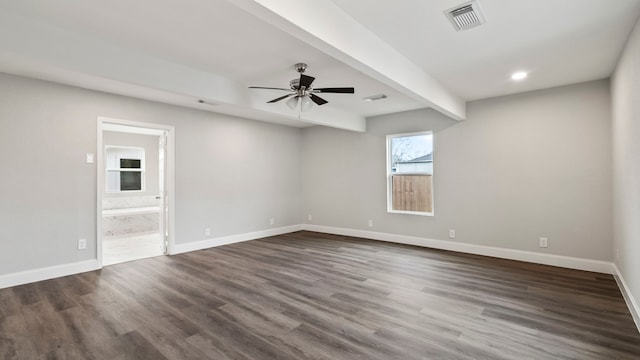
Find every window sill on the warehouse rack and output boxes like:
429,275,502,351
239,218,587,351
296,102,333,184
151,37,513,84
388,210,434,217
102,206,161,216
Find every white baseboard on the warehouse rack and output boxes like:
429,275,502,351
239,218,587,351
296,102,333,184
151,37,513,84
613,264,640,333
0,225,302,289
0,259,100,289
303,224,615,274
0,224,618,295
171,224,304,255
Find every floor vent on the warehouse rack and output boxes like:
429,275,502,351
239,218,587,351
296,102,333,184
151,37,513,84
444,1,486,31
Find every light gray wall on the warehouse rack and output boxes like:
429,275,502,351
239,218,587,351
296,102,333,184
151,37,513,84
612,18,640,307
103,131,160,198
303,80,612,260
0,71,615,278
0,73,302,274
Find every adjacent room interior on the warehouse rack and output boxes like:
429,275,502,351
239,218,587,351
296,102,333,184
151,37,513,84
100,123,169,266
1,1,640,359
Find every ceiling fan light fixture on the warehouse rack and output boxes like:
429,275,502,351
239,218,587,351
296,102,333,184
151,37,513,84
286,96,299,110
300,96,314,112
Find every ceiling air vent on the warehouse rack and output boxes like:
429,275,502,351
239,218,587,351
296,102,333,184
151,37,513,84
444,1,486,31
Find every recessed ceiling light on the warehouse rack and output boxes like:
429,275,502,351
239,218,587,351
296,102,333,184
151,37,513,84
511,71,528,81
197,99,218,106
363,94,388,102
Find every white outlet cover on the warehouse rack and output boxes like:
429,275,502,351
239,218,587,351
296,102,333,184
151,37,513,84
539,237,548,248
86,153,94,163
205,228,211,236
367,220,373,227
78,238,87,250
449,230,456,238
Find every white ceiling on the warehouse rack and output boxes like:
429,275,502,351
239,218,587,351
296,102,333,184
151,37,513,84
0,0,638,131
331,0,640,101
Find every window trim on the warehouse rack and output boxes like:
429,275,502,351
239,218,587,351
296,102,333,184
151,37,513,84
386,131,434,216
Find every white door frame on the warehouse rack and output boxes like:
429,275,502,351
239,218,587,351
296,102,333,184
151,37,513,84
97,117,176,267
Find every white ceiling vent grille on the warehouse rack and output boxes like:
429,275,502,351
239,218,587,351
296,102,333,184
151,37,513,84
444,1,486,31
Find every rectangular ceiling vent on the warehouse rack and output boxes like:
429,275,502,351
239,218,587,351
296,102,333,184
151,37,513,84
444,1,486,31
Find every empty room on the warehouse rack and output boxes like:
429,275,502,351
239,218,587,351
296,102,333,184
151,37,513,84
1,0,640,359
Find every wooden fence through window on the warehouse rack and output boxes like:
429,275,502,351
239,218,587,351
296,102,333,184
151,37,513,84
392,174,433,213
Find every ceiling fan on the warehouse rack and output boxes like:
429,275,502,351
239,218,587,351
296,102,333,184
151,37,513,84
249,63,355,112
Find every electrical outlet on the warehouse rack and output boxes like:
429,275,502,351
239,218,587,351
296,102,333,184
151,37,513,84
449,229,456,239
308,214,313,221
78,238,87,250
205,228,211,237
270,218,275,225
539,237,548,248
367,220,373,227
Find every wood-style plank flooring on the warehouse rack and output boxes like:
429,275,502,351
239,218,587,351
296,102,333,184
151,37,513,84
1,231,639,359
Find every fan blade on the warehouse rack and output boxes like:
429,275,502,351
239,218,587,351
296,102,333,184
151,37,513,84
299,74,315,89
267,94,294,103
249,86,291,91
309,94,328,106
313,87,355,94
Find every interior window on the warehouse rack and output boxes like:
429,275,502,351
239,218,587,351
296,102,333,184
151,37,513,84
105,146,145,192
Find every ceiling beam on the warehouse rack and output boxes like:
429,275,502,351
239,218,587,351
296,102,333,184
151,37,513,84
230,0,466,120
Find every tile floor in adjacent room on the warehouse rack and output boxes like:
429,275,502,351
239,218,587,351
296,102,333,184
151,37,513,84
102,232,164,266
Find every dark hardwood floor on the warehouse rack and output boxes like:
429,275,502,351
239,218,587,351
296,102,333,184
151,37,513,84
1,231,639,359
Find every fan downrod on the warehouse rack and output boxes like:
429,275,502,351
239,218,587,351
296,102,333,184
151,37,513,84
290,63,309,91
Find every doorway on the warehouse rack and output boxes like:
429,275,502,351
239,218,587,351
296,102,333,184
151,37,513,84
97,118,175,266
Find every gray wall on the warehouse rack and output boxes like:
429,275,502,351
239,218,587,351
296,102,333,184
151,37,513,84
303,80,612,260
0,73,302,274
0,71,615,278
612,17,640,307
103,131,160,198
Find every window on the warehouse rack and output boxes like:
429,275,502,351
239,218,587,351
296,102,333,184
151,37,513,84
105,146,145,192
387,131,434,215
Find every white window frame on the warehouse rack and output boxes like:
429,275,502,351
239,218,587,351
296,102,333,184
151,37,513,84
105,145,145,193
386,131,434,216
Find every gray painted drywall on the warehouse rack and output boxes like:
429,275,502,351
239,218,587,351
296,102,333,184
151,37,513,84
0,70,614,278
612,17,640,307
302,80,612,260
0,72,302,274
103,131,160,198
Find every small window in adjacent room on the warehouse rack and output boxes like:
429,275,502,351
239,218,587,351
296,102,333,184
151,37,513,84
387,131,434,215
105,146,145,192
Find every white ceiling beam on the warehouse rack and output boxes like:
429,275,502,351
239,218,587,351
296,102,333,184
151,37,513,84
230,0,466,120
